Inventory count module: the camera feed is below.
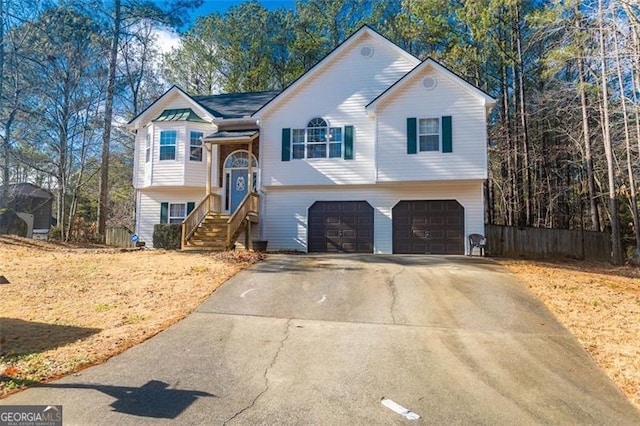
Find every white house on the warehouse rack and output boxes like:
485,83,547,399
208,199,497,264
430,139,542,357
127,26,496,254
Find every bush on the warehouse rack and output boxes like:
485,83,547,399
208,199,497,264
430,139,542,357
153,224,182,250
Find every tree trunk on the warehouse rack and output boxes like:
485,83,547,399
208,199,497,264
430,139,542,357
598,0,623,264
578,56,600,231
0,0,7,208
514,3,532,226
613,8,640,257
98,0,121,237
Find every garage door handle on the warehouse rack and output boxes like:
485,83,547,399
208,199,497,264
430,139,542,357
338,230,343,237
425,231,430,237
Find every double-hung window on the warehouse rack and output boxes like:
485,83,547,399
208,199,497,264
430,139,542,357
190,131,203,161
159,130,177,160
168,203,186,224
291,118,343,159
145,133,151,163
418,118,440,152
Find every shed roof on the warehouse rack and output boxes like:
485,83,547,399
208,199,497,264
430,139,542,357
153,108,206,122
1,183,54,200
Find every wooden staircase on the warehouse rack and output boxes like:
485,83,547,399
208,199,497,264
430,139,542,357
183,214,230,251
181,192,259,251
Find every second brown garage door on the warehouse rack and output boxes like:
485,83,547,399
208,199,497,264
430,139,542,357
308,201,374,253
393,200,464,254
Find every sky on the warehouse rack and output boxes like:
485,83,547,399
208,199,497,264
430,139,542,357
153,0,297,53
191,0,296,18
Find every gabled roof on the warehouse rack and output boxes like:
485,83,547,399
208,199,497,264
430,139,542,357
366,57,496,114
252,25,421,118
1,183,53,200
194,91,279,119
128,86,280,130
153,108,206,122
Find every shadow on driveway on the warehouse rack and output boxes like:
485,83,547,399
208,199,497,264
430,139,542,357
38,380,215,419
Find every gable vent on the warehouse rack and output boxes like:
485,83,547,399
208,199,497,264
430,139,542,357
360,46,374,58
422,77,437,90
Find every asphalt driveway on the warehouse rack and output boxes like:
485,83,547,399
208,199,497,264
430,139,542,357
2,255,639,425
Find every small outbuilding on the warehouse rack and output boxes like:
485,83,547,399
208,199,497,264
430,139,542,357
1,183,54,231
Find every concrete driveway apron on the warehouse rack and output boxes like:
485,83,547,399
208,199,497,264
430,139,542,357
2,255,639,425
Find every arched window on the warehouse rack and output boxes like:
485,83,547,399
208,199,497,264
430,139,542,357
224,150,257,169
292,117,343,159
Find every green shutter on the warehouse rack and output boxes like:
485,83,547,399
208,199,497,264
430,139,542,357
442,116,452,153
186,202,195,215
407,118,417,154
160,202,168,224
344,125,354,160
281,128,291,161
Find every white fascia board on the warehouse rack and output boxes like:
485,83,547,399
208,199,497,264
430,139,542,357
127,86,217,130
253,26,421,120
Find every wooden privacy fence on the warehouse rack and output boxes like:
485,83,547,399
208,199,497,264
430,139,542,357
106,227,134,248
485,225,611,262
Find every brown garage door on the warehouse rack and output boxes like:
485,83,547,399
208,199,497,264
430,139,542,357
308,201,374,253
393,200,464,254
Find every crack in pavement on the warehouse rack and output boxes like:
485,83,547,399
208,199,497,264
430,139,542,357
223,318,292,425
387,267,404,325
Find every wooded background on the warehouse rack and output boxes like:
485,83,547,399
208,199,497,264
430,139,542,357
0,0,638,263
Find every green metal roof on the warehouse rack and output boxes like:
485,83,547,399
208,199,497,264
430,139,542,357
153,108,206,123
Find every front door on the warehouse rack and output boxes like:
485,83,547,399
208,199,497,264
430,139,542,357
230,169,248,212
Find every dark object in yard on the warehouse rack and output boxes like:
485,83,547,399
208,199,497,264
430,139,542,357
0,275,9,284
252,240,268,252
0,208,28,237
468,234,486,256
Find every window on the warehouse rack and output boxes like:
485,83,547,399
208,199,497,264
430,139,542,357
291,117,343,159
159,130,177,160
161,202,195,224
169,203,186,223
418,118,440,152
145,133,151,163
190,131,203,161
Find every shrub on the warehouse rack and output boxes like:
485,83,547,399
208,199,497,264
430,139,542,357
153,224,182,250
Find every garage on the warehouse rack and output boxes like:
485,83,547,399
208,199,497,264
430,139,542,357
393,200,464,254
308,201,374,253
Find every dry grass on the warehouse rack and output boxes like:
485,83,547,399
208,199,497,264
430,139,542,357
500,259,640,410
0,235,262,396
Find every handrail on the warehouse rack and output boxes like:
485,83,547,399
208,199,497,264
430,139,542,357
226,192,259,249
181,193,222,249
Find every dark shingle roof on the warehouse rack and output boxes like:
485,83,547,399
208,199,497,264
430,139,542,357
193,91,280,119
1,183,53,199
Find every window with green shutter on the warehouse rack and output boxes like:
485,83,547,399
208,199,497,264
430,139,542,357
407,118,417,154
160,202,168,224
409,116,453,153
344,125,354,160
281,128,291,161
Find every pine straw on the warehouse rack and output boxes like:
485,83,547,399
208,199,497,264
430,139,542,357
0,235,262,397
499,259,640,410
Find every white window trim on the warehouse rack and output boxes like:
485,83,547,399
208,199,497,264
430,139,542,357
145,133,151,163
417,117,441,152
159,130,177,161
168,202,186,224
189,130,203,162
291,117,343,160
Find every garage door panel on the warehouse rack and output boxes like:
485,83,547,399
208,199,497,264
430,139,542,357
308,201,374,253
393,200,464,254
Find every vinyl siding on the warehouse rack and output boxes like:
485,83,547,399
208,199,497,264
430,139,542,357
260,32,416,187
261,181,484,254
136,187,207,247
134,121,217,189
376,66,488,182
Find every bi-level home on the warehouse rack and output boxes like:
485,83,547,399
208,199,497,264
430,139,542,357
127,26,495,254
